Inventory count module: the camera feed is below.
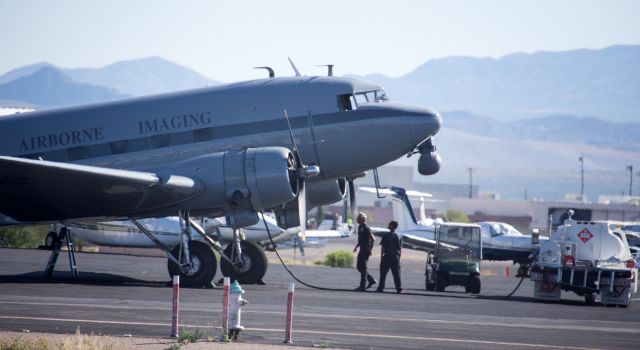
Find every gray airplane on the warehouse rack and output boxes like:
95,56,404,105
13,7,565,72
0,70,441,286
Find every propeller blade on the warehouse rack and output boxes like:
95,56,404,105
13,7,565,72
348,179,358,234
298,180,306,241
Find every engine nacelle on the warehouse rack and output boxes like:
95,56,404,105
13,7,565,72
306,178,346,208
160,147,297,225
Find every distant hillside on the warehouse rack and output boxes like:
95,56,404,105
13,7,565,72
0,57,220,97
441,111,640,152
66,57,220,96
390,128,640,200
0,67,127,108
358,45,640,123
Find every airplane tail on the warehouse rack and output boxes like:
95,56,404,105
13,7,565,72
391,195,421,231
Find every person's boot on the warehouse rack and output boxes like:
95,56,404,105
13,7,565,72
366,277,377,289
353,286,366,292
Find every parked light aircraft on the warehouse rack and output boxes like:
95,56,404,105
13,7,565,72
0,65,441,286
360,186,546,274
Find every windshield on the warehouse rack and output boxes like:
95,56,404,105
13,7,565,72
354,89,389,105
489,222,523,236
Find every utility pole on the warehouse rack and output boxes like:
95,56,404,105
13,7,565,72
578,156,584,200
627,165,633,196
467,167,474,199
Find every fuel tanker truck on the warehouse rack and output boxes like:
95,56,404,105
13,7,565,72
530,214,637,307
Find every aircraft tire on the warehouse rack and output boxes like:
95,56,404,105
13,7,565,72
220,241,268,284
435,272,447,292
167,241,217,287
469,275,481,294
44,231,57,250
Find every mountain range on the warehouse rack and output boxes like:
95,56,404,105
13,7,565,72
441,111,640,152
357,45,640,123
0,66,127,108
0,57,219,100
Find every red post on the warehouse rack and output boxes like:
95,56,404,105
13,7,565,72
222,277,230,336
171,275,180,337
504,266,510,278
284,283,295,343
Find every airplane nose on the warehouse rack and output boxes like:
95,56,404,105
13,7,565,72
406,105,441,145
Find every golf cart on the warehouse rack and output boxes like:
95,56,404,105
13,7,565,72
425,222,482,294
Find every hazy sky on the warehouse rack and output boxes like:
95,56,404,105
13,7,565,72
1,0,639,82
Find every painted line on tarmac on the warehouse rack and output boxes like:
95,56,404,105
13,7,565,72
246,311,639,335
249,327,604,350
0,315,604,350
1,300,637,334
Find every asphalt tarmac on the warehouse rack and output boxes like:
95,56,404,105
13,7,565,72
0,247,638,350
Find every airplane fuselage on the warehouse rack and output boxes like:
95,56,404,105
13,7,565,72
0,76,440,181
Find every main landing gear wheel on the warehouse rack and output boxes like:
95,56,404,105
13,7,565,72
44,231,57,250
167,241,217,287
220,241,268,284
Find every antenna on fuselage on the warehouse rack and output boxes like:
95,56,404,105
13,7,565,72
316,64,334,76
288,57,301,76
254,66,275,78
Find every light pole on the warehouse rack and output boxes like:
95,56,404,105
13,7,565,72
627,165,633,196
467,167,474,199
578,156,584,200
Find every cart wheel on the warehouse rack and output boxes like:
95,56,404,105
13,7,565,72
435,272,447,292
584,293,595,305
426,275,436,291
425,268,436,291
469,275,481,294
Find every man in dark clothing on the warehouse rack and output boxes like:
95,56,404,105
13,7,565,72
353,213,376,291
376,220,403,293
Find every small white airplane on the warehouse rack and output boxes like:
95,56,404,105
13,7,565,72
360,186,546,274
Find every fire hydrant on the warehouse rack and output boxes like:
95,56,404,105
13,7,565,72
228,280,248,340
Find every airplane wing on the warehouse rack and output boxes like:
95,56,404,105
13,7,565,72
359,186,433,198
370,226,457,253
0,156,203,222
299,228,351,239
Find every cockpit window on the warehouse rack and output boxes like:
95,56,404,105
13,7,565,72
338,89,389,112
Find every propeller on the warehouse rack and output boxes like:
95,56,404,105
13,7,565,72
283,109,319,241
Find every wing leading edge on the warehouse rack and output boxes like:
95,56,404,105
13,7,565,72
0,156,203,223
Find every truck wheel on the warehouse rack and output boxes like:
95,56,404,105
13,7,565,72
584,293,595,305
435,272,447,292
167,241,217,287
469,275,481,294
220,241,268,284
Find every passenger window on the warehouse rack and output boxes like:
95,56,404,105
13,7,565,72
110,140,128,154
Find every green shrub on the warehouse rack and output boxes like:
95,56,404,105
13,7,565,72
177,328,204,344
0,225,49,248
440,209,470,223
322,250,354,268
